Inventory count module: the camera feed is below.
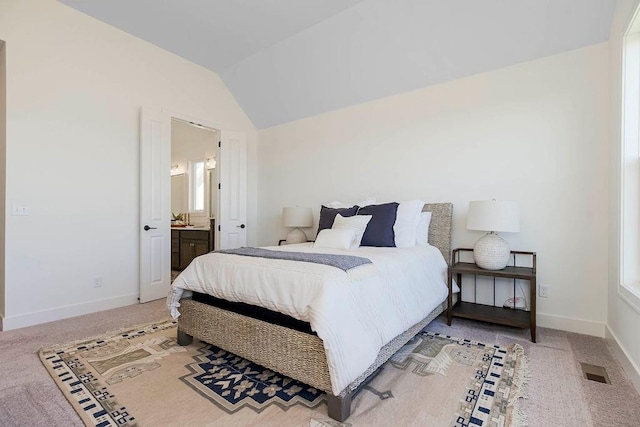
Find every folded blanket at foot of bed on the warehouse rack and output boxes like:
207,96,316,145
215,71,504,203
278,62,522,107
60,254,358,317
217,247,372,271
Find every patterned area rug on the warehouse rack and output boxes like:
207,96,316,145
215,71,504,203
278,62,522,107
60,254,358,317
39,319,528,426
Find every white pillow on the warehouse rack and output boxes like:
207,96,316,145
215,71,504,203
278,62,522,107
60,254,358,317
393,200,425,247
332,214,372,248
314,229,358,250
415,211,432,246
325,198,376,209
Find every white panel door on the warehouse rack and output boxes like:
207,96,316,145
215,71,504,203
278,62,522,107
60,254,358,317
139,106,171,302
218,131,247,250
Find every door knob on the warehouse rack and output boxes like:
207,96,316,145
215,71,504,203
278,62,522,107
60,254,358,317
237,224,246,229
143,225,157,231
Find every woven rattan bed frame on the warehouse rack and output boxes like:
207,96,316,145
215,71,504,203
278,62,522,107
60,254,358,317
176,202,453,421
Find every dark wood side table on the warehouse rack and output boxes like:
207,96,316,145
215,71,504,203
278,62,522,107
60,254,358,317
278,240,315,246
447,248,537,342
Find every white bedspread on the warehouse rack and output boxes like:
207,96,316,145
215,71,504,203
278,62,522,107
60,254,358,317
167,243,449,395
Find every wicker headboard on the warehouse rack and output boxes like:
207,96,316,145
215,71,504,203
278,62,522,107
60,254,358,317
422,202,453,265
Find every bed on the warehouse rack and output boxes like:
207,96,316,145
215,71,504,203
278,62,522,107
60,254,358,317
168,202,453,421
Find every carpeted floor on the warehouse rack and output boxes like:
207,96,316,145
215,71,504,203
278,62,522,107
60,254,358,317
1,300,639,426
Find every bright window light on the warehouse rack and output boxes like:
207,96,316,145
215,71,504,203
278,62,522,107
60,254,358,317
190,160,205,212
620,23,640,311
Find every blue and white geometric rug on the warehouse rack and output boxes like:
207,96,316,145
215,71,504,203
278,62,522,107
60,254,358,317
39,320,527,426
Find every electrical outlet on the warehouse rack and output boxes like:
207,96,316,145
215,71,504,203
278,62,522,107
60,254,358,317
93,277,103,288
539,284,549,298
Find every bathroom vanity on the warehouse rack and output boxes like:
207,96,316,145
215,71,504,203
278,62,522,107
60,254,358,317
171,219,215,270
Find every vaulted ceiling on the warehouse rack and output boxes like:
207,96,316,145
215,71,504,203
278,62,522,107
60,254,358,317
60,0,616,129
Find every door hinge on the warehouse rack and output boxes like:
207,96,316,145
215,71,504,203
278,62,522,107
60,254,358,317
218,225,221,232
218,141,221,148
218,183,221,190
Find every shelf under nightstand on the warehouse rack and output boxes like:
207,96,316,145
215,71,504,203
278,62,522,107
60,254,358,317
447,248,537,342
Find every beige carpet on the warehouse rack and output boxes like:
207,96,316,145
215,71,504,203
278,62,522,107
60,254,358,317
1,299,639,426
38,320,527,426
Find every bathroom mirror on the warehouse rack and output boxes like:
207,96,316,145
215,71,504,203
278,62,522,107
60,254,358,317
171,174,187,215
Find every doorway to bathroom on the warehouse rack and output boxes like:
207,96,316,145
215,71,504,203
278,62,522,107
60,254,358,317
170,118,218,277
139,107,247,303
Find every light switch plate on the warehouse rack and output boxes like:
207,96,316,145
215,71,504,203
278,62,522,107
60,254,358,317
12,204,30,216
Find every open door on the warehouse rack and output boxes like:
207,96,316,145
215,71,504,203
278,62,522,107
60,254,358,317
218,130,247,250
139,107,171,302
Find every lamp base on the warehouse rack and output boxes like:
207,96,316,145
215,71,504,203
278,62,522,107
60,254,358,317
473,232,510,270
286,228,308,245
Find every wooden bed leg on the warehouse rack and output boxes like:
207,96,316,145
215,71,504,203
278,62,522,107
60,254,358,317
327,391,352,422
177,329,193,346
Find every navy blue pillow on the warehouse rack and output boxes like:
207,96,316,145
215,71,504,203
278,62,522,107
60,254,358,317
317,205,359,236
358,202,399,247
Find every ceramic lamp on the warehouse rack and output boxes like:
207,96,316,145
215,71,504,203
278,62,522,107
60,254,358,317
466,200,520,270
283,207,313,244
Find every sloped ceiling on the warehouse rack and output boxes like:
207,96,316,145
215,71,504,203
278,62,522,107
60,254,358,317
60,0,615,129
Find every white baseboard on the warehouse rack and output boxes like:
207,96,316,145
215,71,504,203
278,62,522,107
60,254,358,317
536,312,605,337
0,293,139,331
605,325,640,394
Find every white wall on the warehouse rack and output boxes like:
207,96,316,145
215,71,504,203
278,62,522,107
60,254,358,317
608,0,640,392
171,120,218,176
0,0,257,329
258,44,610,336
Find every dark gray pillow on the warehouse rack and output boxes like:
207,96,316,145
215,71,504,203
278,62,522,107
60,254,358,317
358,202,399,247
317,205,359,236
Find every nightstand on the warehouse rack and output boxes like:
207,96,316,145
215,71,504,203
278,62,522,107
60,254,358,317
278,239,314,246
447,248,537,342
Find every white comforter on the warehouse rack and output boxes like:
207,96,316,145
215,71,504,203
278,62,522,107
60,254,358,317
167,243,448,395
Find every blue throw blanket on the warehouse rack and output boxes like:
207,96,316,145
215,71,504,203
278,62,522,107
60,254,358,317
217,247,372,272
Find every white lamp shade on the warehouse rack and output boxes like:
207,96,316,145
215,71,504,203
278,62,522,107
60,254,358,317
282,207,313,228
467,201,520,233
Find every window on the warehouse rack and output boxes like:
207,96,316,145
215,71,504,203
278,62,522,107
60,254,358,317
189,160,205,212
620,21,640,311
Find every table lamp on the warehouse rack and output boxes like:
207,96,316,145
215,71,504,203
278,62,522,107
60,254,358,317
283,207,313,244
466,200,520,270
